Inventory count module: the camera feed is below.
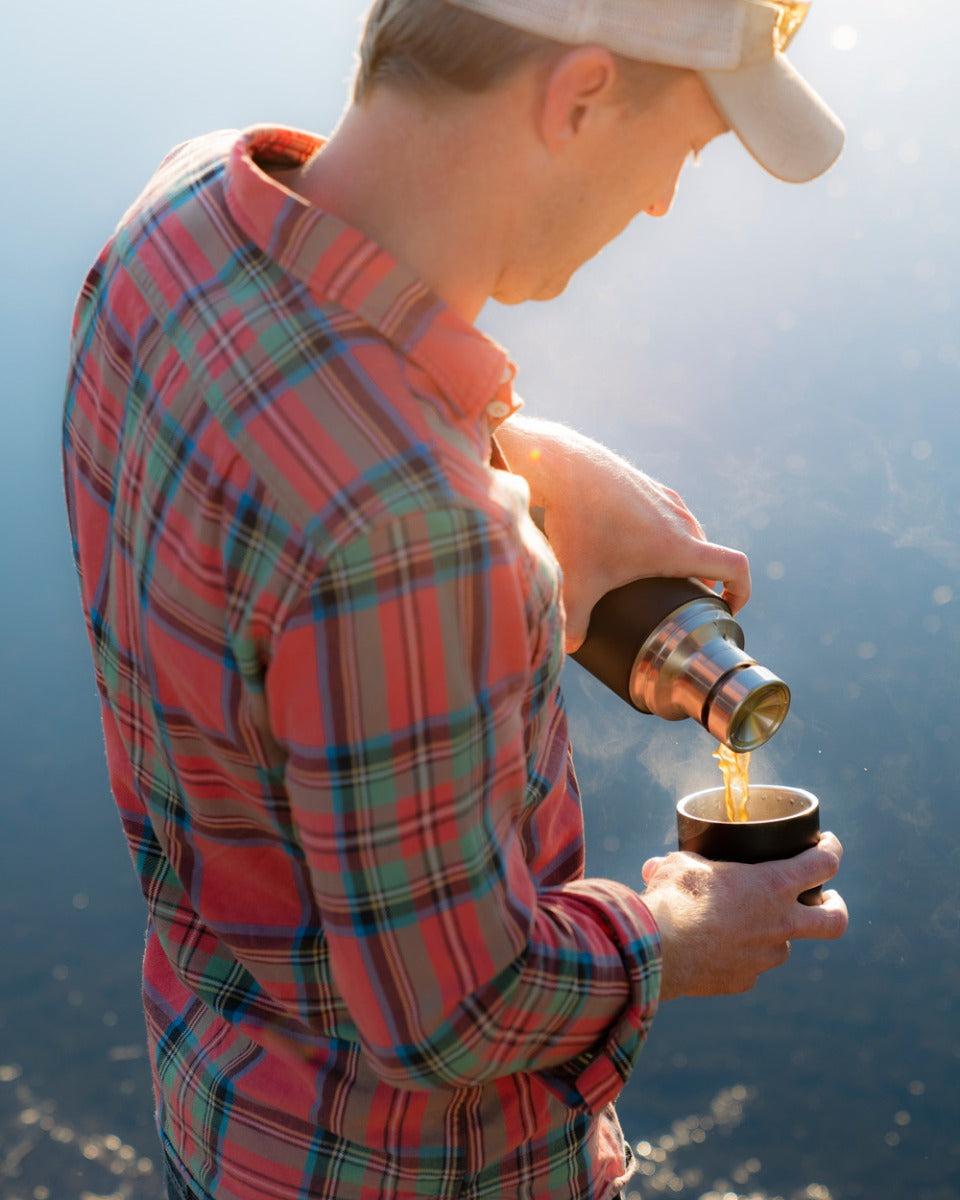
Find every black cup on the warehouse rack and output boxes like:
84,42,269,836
676,785,823,906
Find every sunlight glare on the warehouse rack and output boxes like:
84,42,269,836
831,24,859,50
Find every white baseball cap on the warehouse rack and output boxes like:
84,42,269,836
443,0,845,182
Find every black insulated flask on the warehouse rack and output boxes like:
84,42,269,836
571,576,790,752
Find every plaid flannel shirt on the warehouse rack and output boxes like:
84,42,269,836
62,126,662,1200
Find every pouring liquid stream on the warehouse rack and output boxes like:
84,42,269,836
713,743,751,822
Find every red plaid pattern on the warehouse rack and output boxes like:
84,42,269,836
62,126,661,1200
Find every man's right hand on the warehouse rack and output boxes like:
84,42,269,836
639,834,848,1000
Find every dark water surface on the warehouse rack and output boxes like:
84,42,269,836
3,2,959,1197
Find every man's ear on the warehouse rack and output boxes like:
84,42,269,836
537,46,620,153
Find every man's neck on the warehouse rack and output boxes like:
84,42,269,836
289,87,534,324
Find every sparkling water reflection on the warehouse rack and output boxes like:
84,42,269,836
0,1066,162,1199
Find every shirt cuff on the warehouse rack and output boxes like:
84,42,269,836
537,883,662,1114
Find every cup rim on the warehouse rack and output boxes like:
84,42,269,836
677,784,818,825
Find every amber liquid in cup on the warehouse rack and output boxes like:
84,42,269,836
676,785,823,905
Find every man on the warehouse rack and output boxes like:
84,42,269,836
62,1,848,1198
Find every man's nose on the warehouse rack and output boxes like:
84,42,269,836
646,164,686,218
645,194,674,218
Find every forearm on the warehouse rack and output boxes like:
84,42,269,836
268,505,661,1109
494,413,617,513
311,859,661,1106
279,690,662,1107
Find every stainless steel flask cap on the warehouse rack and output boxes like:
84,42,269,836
571,577,791,752
629,594,790,752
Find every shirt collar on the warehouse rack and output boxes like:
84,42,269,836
223,125,520,429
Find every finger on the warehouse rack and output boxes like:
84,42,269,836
793,889,848,940
786,839,842,898
720,581,751,617
676,544,751,613
807,839,843,887
816,831,844,865
714,549,752,615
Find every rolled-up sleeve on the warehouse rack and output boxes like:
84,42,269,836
266,502,661,1110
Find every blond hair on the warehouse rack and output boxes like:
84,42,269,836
354,0,690,109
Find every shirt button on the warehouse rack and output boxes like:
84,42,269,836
486,399,512,420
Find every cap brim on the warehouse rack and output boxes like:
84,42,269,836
701,53,845,183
